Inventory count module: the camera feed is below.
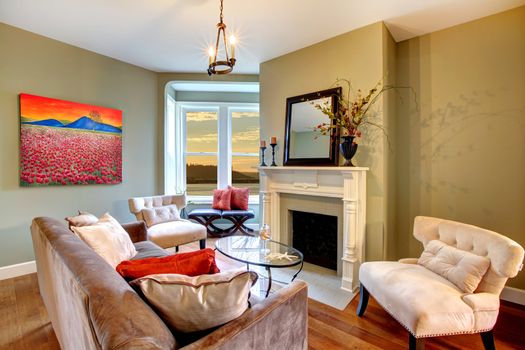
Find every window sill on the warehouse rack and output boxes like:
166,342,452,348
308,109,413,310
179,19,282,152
187,195,260,206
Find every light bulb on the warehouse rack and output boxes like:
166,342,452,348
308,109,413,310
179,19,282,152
208,47,215,65
229,35,236,59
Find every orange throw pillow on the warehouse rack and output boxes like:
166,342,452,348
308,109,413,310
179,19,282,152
212,188,232,210
116,248,220,280
229,186,250,210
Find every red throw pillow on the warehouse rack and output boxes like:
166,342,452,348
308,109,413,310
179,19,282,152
116,248,220,280
212,188,232,210
228,186,249,210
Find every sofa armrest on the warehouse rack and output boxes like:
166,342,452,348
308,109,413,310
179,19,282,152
121,221,148,243
181,280,308,350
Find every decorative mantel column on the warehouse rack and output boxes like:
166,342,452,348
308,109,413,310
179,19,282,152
259,166,368,294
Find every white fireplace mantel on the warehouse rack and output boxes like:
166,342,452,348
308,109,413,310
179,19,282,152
259,166,368,294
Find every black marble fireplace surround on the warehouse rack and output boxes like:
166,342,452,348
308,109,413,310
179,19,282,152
291,210,337,271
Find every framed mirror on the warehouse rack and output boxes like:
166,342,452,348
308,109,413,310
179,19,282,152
283,87,341,166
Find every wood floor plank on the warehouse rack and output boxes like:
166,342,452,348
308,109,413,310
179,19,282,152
1,239,524,350
0,278,21,350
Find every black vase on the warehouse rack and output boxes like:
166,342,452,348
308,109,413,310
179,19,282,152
340,136,358,166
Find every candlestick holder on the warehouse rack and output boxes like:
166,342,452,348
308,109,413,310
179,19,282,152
270,143,277,166
260,146,267,167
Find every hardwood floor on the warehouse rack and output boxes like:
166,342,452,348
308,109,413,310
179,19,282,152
1,240,524,349
0,274,59,350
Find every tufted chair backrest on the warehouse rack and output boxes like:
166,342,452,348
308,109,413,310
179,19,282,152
129,194,187,221
413,216,524,295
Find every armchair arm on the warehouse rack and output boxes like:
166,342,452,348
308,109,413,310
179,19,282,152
121,221,148,243
398,258,419,264
181,281,308,350
462,293,500,312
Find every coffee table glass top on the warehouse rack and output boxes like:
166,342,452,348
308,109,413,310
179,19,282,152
215,236,303,268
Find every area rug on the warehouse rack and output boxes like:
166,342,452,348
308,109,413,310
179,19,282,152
254,262,356,310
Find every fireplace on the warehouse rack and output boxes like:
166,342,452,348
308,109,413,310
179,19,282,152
259,166,368,295
291,210,337,271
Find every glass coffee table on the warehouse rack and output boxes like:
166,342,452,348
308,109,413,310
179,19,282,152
215,236,304,298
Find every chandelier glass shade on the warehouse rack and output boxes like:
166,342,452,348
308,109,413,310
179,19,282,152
207,0,236,76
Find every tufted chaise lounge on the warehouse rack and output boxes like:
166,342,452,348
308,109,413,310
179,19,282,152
357,216,524,350
129,194,206,250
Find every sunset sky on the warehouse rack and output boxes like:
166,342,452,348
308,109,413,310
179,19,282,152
20,93,122,127
186,111,260,173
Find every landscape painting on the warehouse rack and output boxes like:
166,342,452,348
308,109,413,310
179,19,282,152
20,93,122,186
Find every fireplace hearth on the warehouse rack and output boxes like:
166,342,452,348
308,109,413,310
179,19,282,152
291,210,337,271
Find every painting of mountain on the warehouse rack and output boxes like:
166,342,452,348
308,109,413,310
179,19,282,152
19,93,123,186
23,119,64,127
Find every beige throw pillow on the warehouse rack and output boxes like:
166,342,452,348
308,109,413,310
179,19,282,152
141,204,180,227
131,269,258,333
418,240,490,293
65,211,99,227
72,213,137,268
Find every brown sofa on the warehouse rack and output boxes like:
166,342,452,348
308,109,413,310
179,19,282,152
30,217,308,350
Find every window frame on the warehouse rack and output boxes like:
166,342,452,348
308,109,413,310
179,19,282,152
167,101,259,204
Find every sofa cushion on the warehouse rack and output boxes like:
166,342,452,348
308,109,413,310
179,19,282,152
141,204,181,228
131,269,258,333
132,241,169,260
359,261,499,337
71,213,137,268
147,219,206,248
65,212,99,227
117,248,220,280
228,186,249,210
212,188,232,210
418,240,490,293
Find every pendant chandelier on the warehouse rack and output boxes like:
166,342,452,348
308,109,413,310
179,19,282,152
207,0,236,76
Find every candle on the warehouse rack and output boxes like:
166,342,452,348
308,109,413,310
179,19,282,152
260,140,266,148
208,47,215,65
271,136,277,144
229,35,236,60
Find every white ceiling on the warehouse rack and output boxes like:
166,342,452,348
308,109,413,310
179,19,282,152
1,0,524,74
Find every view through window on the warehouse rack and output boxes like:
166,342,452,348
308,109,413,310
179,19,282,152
231,111,259,193
185,110,218,195
184,106,259,196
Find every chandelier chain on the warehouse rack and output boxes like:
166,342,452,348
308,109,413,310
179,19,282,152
219,0,224,24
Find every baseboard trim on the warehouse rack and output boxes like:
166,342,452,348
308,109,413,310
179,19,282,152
501,286,525,305
0,261,36,281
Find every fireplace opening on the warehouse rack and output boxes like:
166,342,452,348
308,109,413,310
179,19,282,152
291,210,337,271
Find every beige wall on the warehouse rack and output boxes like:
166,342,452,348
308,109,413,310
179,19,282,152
0,23,158,267
395,7,525,289
260,23,394,261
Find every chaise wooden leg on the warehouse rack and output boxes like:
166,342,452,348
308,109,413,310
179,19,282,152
356,283,369,317
409,334,425,350
480,330,495,350
199,239,206,250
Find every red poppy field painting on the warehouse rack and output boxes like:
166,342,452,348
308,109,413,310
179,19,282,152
20,94,122,186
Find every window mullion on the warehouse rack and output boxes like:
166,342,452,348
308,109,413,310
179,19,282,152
217,105,231,189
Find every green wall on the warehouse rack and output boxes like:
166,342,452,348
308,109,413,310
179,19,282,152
0,23,158,267
395,7,525,289
260,22,395,262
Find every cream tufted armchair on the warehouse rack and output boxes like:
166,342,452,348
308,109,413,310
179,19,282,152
129,194,206,250
357,216,524,350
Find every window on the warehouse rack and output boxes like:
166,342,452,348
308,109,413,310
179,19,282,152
166,101,259,200
185,108,219,195
231,110,260,194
